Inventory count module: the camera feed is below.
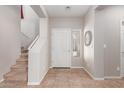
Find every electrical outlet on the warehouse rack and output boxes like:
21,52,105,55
117,66,120,71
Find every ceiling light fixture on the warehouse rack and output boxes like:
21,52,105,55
65,6,71,11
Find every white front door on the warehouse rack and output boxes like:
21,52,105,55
51,28,71,67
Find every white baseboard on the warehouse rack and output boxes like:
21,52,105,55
93,78,104,80
40,68,49,82
71,66,84,68
49,66,84,69
27,82,41,85
83,68,94,79
83,68,104,80
104,76,122,79
28,68,49,85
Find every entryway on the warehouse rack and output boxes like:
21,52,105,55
51,28,71,67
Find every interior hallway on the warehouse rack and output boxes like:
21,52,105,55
0,68,124,88
0,5,124,88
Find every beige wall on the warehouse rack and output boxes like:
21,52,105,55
0,6,21,80
83,6,124,78
94,8,105,78
95,6,124,77
49,17,83,29
83,6,95,76
21,5,40,48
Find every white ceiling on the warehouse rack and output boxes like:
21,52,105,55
44,5,91,18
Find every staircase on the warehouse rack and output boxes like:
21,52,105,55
3,48,28,83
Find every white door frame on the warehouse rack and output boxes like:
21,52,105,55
51,28,71,67
71,29,82,68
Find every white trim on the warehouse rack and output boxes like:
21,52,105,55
71,66,84,68
40,5,48,18
83,68,104,80
28,35,39,50
83,68,94,79
104,76,122,79
28,82,41,85
40,68,49,82
0,78,4,83
93,78,104,80
71,29,83,68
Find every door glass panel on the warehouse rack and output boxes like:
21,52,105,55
72,31,80,57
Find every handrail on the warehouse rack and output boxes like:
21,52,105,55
28,35,39,50
21,31,30,39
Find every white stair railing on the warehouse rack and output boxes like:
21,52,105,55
28,35,39,50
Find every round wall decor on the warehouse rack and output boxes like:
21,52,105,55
85,31,92,46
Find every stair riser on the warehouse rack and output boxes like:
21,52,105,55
11,68,28,72
16,59,28,61
4,80,27,84
4,72,27,77
16,57,28,62
21,54,28,56
16,61,28,63
11,66,28,69
21,50,28,53
4,78,27,82
21,55,28,58
16,61,28,64
4,74,27,81
17,58,28,60
2,80,27,84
